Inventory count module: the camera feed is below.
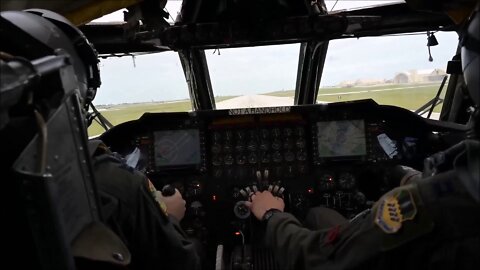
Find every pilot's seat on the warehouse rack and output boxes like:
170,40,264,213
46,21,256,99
0,10,130,270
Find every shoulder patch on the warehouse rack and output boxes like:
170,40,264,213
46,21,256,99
147,179,157,194
147,180,168,216
375,189,417,234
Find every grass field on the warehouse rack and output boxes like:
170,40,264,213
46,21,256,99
88,83,445,136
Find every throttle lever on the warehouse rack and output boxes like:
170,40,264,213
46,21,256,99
256,171,262,182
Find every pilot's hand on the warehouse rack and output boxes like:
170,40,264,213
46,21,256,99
156,188,186,221
246,191,284,220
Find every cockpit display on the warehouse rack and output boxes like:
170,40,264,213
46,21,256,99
153,129,201,167
316,120,366,157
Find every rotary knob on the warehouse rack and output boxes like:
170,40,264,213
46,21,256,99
233,201,251,219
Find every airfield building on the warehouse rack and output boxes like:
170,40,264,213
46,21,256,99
393,68,446,84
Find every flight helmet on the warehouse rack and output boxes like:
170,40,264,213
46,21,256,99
0,9,100,107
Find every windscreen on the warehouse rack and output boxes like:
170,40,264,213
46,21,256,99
316,120,366,157
153,129,201,167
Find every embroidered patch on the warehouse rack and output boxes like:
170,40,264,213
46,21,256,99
147,180,168,216
147,179,157,194
325,225,341,244
375,189,417,234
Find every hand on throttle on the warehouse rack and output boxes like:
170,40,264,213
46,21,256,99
246,191,284,220
156,188,186,221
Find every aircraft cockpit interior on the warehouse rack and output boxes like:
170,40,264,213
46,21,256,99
100,99,467,268
1,0,478,269
100,98,471,267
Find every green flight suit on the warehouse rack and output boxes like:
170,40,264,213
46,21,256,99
90,141,201,270
265,143,480,270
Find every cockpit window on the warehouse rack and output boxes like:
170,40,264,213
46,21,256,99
88,52,191,137
206,44,299,109
318,31,459,119
327,1,405,12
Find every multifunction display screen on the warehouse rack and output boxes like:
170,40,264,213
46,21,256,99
316,120,366,157
153,129,201,167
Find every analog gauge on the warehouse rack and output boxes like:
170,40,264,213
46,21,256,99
224,154,234,165
283,127,293,137
273,151,283,163
248,152,257,164
213,131,222,141
223,144,232,153
224,130,233,141
272,139,282,150
187,181,203,197
298,164,307,174
318,173,335,191
248,129,258,140
296,151,307,161
338,172,356,190
235,154,246,165
190,200,204,216
213,168,223,178
295,139,306,149
284,151,295,162
235,143,245,152
261,129,269,139
211,143,221,154
261,152,270,163
272,128,281,137
212,155,223,166
247,141,257,151
353,191,367,206
296,127,305,137
236,130,245,140
283,139,294,150
259,139,270,151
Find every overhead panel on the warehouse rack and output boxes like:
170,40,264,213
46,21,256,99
64,0,143,25
0,0,143,25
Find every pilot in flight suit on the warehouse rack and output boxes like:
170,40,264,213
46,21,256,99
39,10,201,270
90,141,201,270
0,9,132,270
248,2,480,270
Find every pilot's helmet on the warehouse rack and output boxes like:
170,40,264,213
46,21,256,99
460,4,479,105
0,9,100,107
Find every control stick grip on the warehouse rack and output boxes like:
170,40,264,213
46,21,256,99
161,184,176,197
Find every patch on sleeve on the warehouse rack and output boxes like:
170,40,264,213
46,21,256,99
147,179,168,216
377,186,434,251
147,179,157,194
375,189,417,234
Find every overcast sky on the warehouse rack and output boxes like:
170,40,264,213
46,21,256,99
92,1,459,105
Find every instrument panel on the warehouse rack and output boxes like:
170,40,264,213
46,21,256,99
124,110,401,175
101,100,449,209
99,100,461,268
